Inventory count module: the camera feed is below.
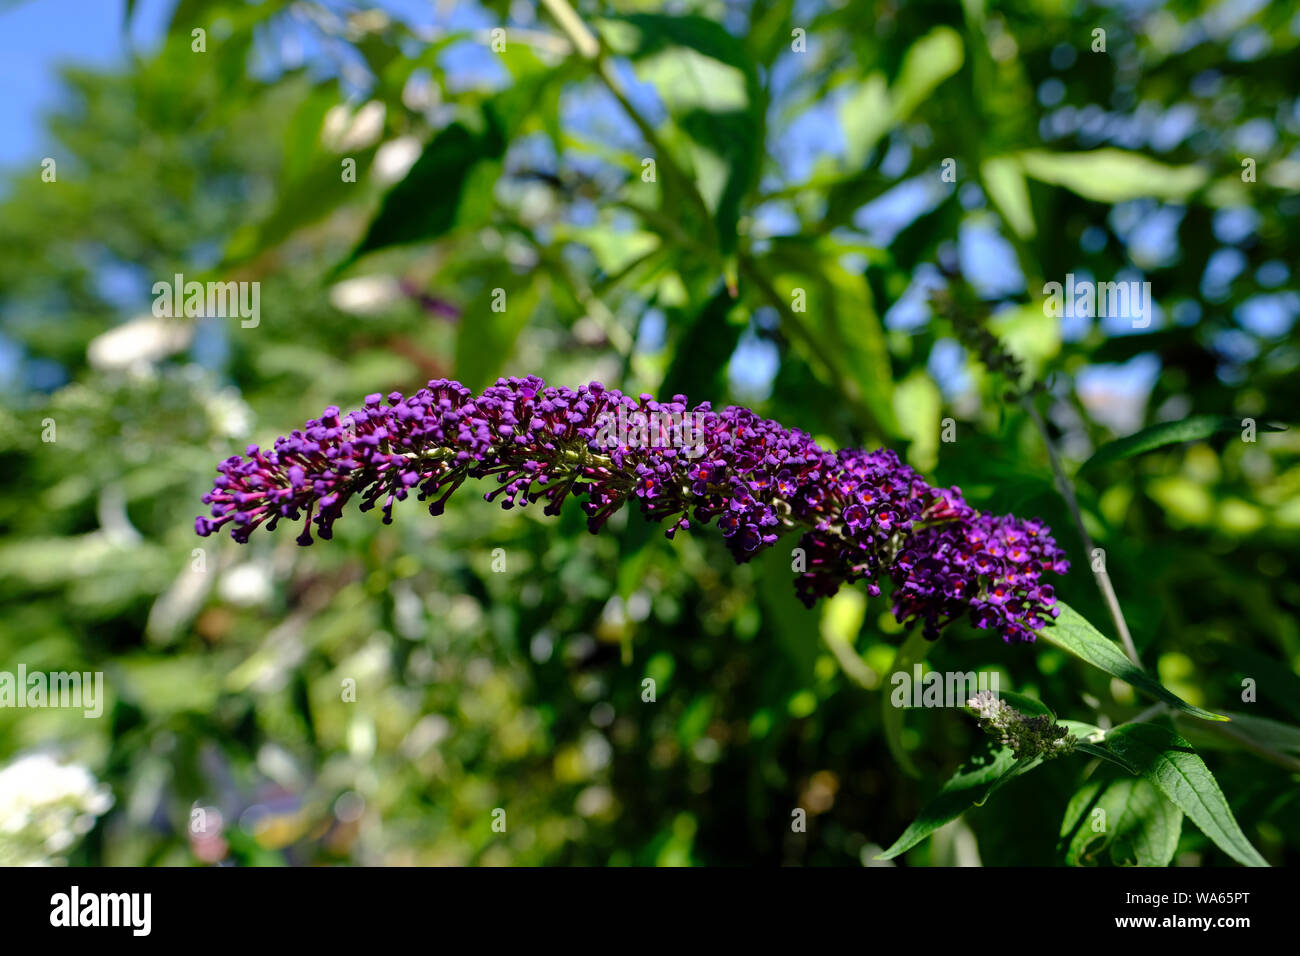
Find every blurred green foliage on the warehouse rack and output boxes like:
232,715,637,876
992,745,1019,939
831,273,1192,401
1,0,1298,866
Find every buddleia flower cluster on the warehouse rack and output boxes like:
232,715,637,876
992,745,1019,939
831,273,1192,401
196,376,1068,644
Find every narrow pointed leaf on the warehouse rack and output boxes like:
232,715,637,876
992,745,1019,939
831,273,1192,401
1060,772,1182,867
1039,603,1228,722
1107,721,1269,867
1079,415,1286,473
876,742,1018,860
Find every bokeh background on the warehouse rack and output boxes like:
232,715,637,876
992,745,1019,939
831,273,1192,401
1,0,1297,866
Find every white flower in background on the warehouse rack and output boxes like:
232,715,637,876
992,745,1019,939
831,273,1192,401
0,753,114,866
401,71,438,112
322,100,386,152
204,386,253,439
373,136,422,185
329,275,404,315
87,315,192,373
218,560,273,607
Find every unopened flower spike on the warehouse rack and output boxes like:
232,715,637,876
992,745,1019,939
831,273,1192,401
197,376,1069,645
967,691,1076,759
929,287,1027,391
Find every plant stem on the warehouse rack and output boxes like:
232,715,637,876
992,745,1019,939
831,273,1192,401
1019,393,1142,669
1186,718,1300,774
737,254,884,438
540,0,881,439
540,0,715,233
538,0,599,58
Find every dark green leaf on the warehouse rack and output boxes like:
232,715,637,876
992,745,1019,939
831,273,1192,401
339,105,508,271
876,741,1018,860
977,752,1044,805
1039,603,1228,722
453,273,538,390
659,285,743,400
1060,771,1182,867
1057,720,1141,773
1079,415,1287,473
1076,741,1141,774
1107,721,1269,867
1215,711,1300,754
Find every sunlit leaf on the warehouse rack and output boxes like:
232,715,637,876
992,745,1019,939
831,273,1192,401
606,14,764,254
1060,772,1182,867
1079,415,1287,473
1017,148,1210,203
841,27,964,167
981,156,1035,239
1107,721,1269,867
1040,603,1228,722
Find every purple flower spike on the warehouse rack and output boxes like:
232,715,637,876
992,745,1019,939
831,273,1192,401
197,377,1069,644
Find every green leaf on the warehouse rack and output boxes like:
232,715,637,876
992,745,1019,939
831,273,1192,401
167,0,221,32
453,273,538,390
1194,711,1300,756
890,27,965,120
1017,148,1210,203
1060,772,1182,867
1079,415,1287,473
339,105,508,270
1039,603,1228,722
840,27,964,167
892,370,941,472
1215,645,1300,724
764,239,898,436
1058,718,1106,739
338,54,563,273
1057,720,1142,773
1107,721,1269,867
988,689,1054,719
876,741,1018,860
677,693,715,746
225,85,380,265
839,75,891,169
609,14,764,255
1076,741,1141,774
977,752,1043,805
981,156,1035,239
882,627,931,778
659,285,744,400
756,548,820,684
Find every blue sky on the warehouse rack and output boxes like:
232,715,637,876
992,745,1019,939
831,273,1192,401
0,1,161,168
0,0,450,169
5,0,1283,419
